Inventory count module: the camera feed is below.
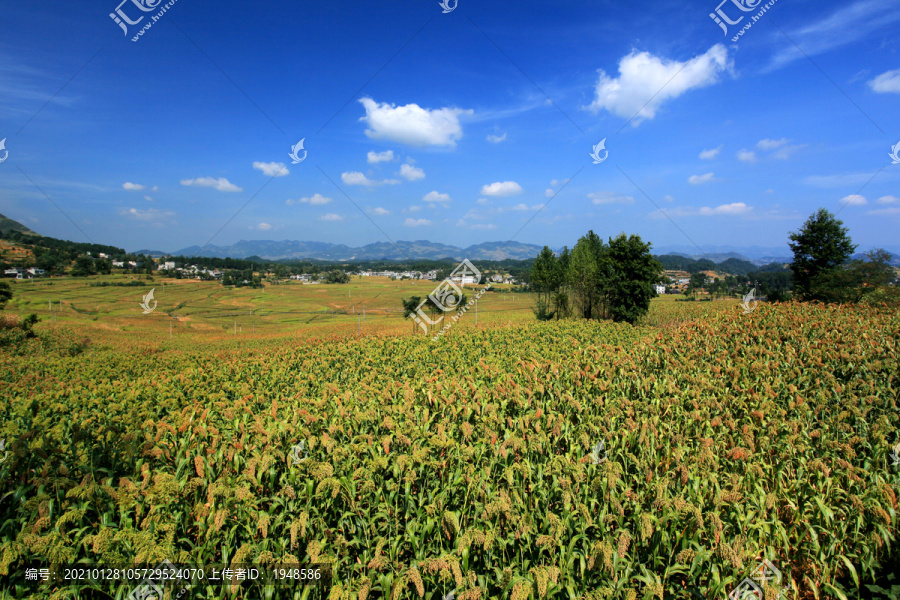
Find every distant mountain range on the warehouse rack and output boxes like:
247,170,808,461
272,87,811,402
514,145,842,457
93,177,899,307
123,240,900,267
4,211,897,266
163,240,546,261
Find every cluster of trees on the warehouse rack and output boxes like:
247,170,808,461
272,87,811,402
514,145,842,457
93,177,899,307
788,209,897,304
530,231,663,325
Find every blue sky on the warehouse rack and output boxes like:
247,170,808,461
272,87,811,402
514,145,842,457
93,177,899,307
1,0,899,256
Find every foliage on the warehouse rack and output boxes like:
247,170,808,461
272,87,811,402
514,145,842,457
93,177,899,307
0,281,11,309
0,303,897,599
323,269,351,284
789,209,857,301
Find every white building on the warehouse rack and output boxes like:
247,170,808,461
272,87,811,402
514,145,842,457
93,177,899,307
655,285,666,294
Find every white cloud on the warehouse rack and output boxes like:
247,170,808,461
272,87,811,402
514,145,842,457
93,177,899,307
589,191,636,205
367,150,395,164
320,213,343,221
341,171,400,186
358,97,473,147
406,205,422,212
700,202,750,215
840,194,867,206
253,222,273,231
866,207,900,216
152,186,158,191
180,177,242,192
481,181,523,197
123,182,145,191
287,193,333,206
399,163,425,181
772,144,806,160
371,207,390,215
121,208,175,221
648,202,751,218
737,150,757,163
469,223,498,230
586,44,731,125
877,195,899,204
486,133,507,143
757,138,789,151
144,196,153,202
550,178,570,187
869,69,900,93
476,198,491,205
767,2,900,71
545,189,555,198
404,218,431,227
253,161,289,177
700,146,722,160
423,191,451,205
688,172,716,185
663,194,675,202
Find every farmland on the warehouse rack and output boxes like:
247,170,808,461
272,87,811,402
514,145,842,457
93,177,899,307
0,276,898,599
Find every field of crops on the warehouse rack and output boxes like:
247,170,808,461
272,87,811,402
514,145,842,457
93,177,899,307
1,298,898,599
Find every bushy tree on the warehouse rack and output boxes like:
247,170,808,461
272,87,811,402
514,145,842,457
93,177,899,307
70,255,96,277
789,209,856,302
602,233,663,324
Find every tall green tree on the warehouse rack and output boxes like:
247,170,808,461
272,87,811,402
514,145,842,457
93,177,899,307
568,231,607,320
602,233,663,324
788,209,856,301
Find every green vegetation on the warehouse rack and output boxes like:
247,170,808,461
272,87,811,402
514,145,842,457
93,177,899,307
531,231,662,325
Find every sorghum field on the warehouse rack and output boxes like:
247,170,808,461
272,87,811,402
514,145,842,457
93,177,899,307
0,299,898,600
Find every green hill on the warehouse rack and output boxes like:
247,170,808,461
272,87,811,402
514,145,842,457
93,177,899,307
0,213,39,237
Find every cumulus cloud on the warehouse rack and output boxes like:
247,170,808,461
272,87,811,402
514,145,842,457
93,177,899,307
423,191,451,205
588,191,636,205
252,223,272,231
840,194,867,206
481,181,523,197
359,97,473,147
144,196,153,202
123,182,145,191
180,177,242,192
399,163,425,181
371,207,390,215
688,172,716,185
404,218,431,227
586,44,731,125
320,213,343,221
486,133,507,143
286,193,333,206
253,162,289,177
869,69,900,93
877,195,899,204
341,172,400,186
700,146,722,160
737,150,757,163
367,150,395,164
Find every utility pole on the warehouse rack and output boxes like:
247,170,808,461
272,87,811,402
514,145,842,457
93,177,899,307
363,306,366,322
475,298,478,325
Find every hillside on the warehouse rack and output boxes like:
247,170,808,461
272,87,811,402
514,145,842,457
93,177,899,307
0,213,39,237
